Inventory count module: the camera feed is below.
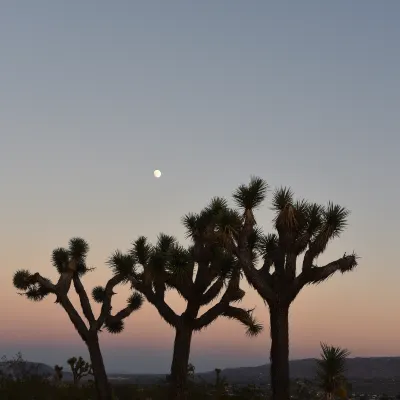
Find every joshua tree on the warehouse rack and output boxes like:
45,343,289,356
215,368,221,387
214,368,228,397
187,177,358,400
125,229,262,400
53,364,63,383
187,363,195,381
67,356,93,385
316,343,350,400
12,237,144,400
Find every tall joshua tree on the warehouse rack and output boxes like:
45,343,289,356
12,237,144,400
125,217,263,400
191,177,358,400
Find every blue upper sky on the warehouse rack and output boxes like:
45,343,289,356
0,1,399,373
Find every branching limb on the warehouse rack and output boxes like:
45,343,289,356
291,254,358,302
200,278,224,305
234,244,275,302
57,294,89,341
73,275,96,327
222,305,263,336
193,276,244,330
131,278,179,327
95,274,125,331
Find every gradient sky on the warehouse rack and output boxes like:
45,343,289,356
1,1,399,374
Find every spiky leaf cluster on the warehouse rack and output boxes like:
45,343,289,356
104,319,124,334
50,238,91,276
13,270,52,302
107,251,135,281
91,286,106,303
127,292,144,311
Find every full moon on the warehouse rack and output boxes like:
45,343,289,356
154,170,162,178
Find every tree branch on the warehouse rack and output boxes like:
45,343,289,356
193,275,243,330
30,273,88,340
291,254,358,302
32,273,57,293
200,277,224,305
57,294,89,341
105,306,133,326
235,244,275,302
95,274,125,331
131,278,179,327
222,306,254,326
73,275,96,327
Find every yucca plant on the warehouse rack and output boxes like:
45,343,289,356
12,238,144,400
316,343,350,400
190,177,358,400
126,215,263,400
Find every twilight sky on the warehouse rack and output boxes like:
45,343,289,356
0,1,399,373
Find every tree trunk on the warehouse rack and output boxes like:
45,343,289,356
269,304,290,400
86,337,113,400
168,327,193,400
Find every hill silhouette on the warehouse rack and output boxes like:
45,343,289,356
2,357,400,385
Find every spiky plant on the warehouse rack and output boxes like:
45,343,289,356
316,343,350,400
126,219,263,400
12,238,143,400
67,356,93,385
189,176,358,400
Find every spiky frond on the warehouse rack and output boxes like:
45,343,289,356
310,204,350,256
51,248,69,274
131,236,151,266
156,234,176,253
306,203,324,235
92,286,106,303
317,343,350,393
25,284,51,301
216,254,239,280
104,319,124,334
257,233,278,259
68,238,89,261
323,203,349,239
13,270,32,290
271,187,294,211
127,292,144,311
223,307,263,337
148,250,167,275
205,197,229,215
215,209,242,239
167,246,191,280
182,213,198,239
107,251,135,278
232,176,268,210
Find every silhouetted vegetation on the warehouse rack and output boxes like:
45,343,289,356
7,177,361,399
12,238,144,400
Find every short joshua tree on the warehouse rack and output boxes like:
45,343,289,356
12,237,144,400
67,356,93,385
53,364,63,383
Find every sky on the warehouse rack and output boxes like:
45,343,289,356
0,0,399,374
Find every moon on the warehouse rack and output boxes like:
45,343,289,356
154,170,162,178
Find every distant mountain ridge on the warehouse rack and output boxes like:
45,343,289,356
198,357,400,385
1,357,400,385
